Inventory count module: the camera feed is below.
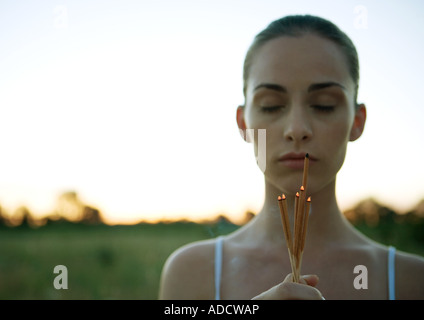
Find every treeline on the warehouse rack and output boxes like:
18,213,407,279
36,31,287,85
344,197,424,226
344,198,424,252
0,191,104,227
1,192,424,233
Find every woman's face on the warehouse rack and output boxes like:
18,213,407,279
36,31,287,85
237,33,366,195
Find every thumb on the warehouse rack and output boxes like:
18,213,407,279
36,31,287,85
282,273,320,287
300,274,319,287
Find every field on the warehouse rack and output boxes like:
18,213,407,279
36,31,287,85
0,218,423,300
0,220,238,300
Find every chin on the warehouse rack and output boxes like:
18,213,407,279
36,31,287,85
266,167,336,198
266,175,304,197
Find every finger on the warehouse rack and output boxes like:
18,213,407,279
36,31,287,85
300,274,319,287
282,273,319,287
282,273,294,283
252,278,324,300
276,281,324,300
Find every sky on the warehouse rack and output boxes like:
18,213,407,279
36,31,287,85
0,0,423,224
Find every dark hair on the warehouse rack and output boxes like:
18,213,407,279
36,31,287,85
243,15,360,105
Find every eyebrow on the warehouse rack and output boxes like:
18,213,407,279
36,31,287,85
253,81,346,93
253,83,287,93
308,82,346,92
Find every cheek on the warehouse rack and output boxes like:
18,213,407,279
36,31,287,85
333,113,354,142
320,119,352,169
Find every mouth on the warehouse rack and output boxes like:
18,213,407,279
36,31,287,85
278,152,317,169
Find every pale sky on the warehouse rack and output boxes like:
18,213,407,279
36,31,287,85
0,0,423,224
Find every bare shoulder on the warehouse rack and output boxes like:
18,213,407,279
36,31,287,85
159,237,218,300
394,249,424,299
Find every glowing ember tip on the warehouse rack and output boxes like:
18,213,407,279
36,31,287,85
296,192,300,197
282,194,286,200
300,186,305,191
278,195,282,201
307,196,311,201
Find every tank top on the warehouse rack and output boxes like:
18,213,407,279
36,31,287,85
214,236,396,300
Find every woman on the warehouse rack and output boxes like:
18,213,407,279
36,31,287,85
159,15,424,300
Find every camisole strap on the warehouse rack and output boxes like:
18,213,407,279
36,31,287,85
388,246,396,300
214,236,224,300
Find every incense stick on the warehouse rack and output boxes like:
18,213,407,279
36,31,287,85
277,154,311,283
293,191,302,282
302,153,309,191
298,196,311,274
278,194,296,280
300,196,311,253
278,194,292,253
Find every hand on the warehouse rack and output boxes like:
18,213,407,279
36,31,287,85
252,273,325,300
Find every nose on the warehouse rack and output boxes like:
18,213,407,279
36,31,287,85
283,106,312,142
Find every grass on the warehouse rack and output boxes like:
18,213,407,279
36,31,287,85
0,217,422,300
0,221,237,300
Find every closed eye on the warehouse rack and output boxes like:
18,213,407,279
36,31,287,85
260,105,285,113
311,105,335,112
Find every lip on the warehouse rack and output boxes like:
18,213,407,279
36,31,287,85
278,152,317,169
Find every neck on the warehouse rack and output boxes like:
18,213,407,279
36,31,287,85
253,178,355,248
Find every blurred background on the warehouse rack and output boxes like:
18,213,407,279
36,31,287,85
0,0,423,299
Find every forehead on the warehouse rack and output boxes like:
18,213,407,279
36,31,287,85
247,33,353,94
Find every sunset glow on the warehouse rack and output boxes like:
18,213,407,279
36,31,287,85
1,1,423,225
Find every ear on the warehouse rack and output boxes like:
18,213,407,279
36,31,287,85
349,103,367,141
236,105,249,142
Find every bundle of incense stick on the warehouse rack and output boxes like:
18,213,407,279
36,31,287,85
277,154,311,283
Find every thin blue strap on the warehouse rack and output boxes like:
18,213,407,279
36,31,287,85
388,246,396,300
214,236,223,300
